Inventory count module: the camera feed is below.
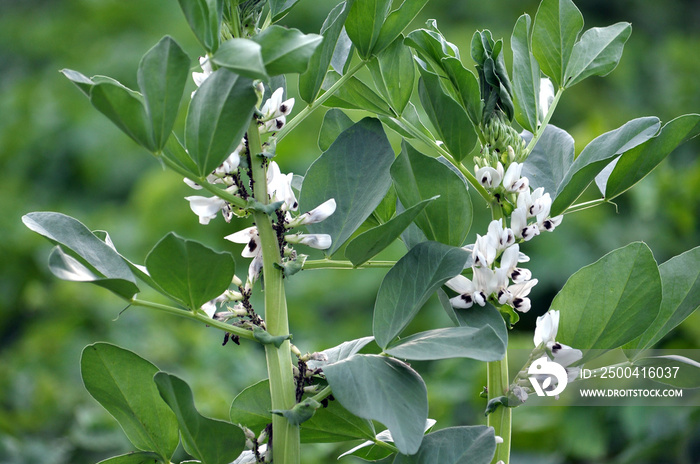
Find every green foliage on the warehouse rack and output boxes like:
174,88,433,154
384,325,506,361
177,0,223,52
392,426,496,464
391,142,472,246
80,343,179,461
145,232,235,310
154,372,246,464
373,241,469,348
97,452,165,464
184,69,257,177
212,39,268,80
251,26,323,75
555,242,662,357
323,354,429,455
511,14,541,132
301,118,395,256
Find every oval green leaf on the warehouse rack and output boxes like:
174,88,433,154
185,68,257,177
81,343,179,461
511,14,541,133
97,452,164,464
555,242,662,357
212,38,268,80
252,26,323,76
373,241,470,349
177,0,222,53
393,426,496,464
137,36,190,150
521,124,575,196
154,372,245,464
145,232,235,310
390,142,472,247
301,118,395,256
385,325,506,362
323,354,428,455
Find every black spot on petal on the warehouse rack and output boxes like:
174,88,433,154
248,239,258,252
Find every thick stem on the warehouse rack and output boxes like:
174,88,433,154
248,121,300,464
488,353,511,464
524,87,564,155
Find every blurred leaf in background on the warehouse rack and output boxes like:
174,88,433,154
1,0,699,463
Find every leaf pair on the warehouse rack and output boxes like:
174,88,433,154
23,212,235,311
554,242,700,366
82,343,245,464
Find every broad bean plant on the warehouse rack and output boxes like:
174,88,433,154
23,0,700,463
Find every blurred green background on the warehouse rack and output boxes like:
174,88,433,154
1,0,699,463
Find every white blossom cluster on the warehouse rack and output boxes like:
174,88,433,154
185,57,336,313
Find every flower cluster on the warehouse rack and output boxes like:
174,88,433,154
446,219,537,313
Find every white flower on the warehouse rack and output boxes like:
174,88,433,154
511,207,539,241
487,219,515,251
185,196,227,225
285,233,332,250
502,162,529,193
296,199,336,225
225,226,261,258
192,56,213,88
260,87,294,119
445,275,479,309
473,233,498,267
232,444,267,464
539,77,555,123
534,309,560,347
507,278,538,312
214,142,243,176
500,244,532,283
267,161,298,211
475,163,504,190
538,213,564,233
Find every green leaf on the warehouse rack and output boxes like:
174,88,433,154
61,68,95,96
145,232,235,310
137,36,190,151
393,426,496,464
624,246,700,353
211,38,268,80
373,241,470,349
81,343,178,461
322,70,394,115
323,354,428,455
441,57,482,127
301,118,395,256
379,101,434,141
185,68,257,177
97,452,164,464
302,397,376,443
563,22,632,88
385,325,506,361
405,26,459,69
521,124,575,196
373,0,430,56
306,337,376,370
368,37,415,115
555,242,662,358
22,212,139,299
345,197,436,266
452,304,508,351
47,247,140,300
601,114,700,200
531,0,584,87
299,2,350,104
631,356,700,389
270,0,301,21
162,134,200,177
345,0,392,59
416,59,477,161
318,108,354,151
390,142,472,246
228,378,376,443
252,26,323,76
511,14,541,133
551,117,660,216
154,373,245,464
177,0,222,53
90,81,154,151
229,379,272,432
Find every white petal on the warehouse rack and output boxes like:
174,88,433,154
502,162,523,190
445,275,475,294
539,77,555,122
297,234,332,250
534,309,559,347
225,226,258,244
184,196,226,225
548,341,583,367
299,199,336,225
475,166,502,189
450,294,474,309
183,177,202,190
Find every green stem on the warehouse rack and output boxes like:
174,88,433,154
487,352,511,464
395,115,492,204
159,151,247,209
302,259,396,270
129,298,256,341
310,385,333,403
275,60,368,141
248,120,300,464
525,87,564,155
